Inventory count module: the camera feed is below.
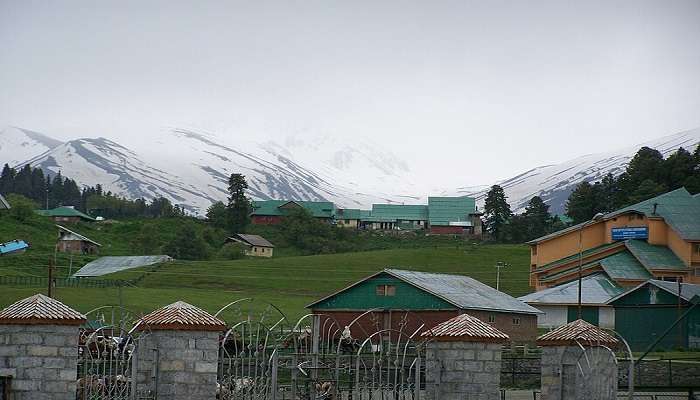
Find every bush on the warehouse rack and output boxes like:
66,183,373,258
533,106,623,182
4,194,37,222
217,242,248,260
162,222,211,260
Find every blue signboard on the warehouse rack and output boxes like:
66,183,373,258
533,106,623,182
611,227,648,240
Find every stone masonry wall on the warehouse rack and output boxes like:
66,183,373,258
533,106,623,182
540,345,617,400
425,341,502,400
0,324,79,400
136,330,219,400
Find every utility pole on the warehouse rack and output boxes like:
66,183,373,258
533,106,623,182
47,258,56,298
495,262,508,291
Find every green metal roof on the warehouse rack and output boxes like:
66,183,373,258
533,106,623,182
598,250,653,281
535,241,624,273
335,208,370,220
370,204,428,221
251,200,336,218
624,239,688,271
539,260,603,283
36,206,95,221
427,196,476,226
607,279,700,304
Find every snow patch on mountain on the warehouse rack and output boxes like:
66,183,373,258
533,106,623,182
0,126,63,167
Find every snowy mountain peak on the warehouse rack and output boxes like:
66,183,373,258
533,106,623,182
0,126,63,167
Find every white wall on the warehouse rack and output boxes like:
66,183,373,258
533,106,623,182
534,305,568,328
599,307,615,329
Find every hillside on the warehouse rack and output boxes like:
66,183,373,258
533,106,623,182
0,243,530,321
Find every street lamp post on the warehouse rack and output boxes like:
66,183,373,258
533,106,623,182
577,212,605,319
495,262,508,291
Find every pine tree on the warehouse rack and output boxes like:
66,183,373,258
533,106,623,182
565,181,599,224
206,201,229,229
662,147,695,189
0,164,15,194
523,196,550,240
226,173,251,233
483,185,512,242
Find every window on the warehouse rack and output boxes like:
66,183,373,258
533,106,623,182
376,285,396,296
531,247,537,256
254,247,258,253
695,268,700,277
345,219,350,224
694,244,700,255
512,317,521,326
488,314,496,324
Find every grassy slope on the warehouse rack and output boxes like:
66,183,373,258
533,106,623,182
0,241,531,321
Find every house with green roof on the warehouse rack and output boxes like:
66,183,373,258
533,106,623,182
250,200,336,225
36,206,95,223
427,196,482,236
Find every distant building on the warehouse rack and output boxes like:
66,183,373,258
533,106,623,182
226,234,275,257
608,279,700,350
36,206,95,224
335,208,370,228
307,268,541,343
0,240,29,256
362,204,428,231
428,196,483,236
250,200,335,225
0,194,10,210
56,225,101,255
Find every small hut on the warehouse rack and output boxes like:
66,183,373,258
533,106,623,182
226,234,275,257
56,225,101,255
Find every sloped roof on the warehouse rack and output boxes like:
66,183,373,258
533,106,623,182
138,301,226,331
421,313,510,342
230,234,274,248
599,250,653,280
428,196,476,226
529,188,700,244
608,279,700,304
537,319,618,346
0,240,29,255
535,242,624,273
0,294,86,325
308,268,541,314
624,240,688,270
0,194,10,210
251,200,336,218
370,204,429,221
73,255,173,277
519,273,624,305
56,225,101,246
336,209,370,220
37,206,95,221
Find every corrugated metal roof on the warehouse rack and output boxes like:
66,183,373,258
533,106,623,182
0,240,29,255
608,279,700,304
537,319,619,346
370,204,429,221
251,200,336,218
535,242,624,273
421,313,510,342
624,240,688,270
599,250,653,280
73,255,173,277
230,234,274,248
36,206,95,221
519,273,624,305
139,301,226,331
385,269,542,315
56,224,101,246
336,208,370,220
428,196,476,226
0,294,86,325
0,194,10,210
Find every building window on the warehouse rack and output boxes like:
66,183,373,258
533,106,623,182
488,314,496,324
376,285,396,296
512,317,521,326
694,244,700,255
345,219,350,224
254,247,258,252
661,276,681,282
531,247,537,256
695,268,700,277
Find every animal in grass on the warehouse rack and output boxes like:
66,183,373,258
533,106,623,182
76,375,106,399
314,381,335,400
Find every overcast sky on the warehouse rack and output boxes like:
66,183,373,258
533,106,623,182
1,0,700,187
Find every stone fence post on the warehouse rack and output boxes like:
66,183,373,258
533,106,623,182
0,293,86,400
538,319,619,400
422,313,510,400
135,301,227,400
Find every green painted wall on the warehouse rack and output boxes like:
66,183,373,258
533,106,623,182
612,285,683,306
312,273,455,310
567,306,599,326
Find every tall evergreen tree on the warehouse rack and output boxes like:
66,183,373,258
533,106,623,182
662,147,695,189
206,201,229,229
226,173,252,233
0,164,14,194
565,181,599,224
523,196,550,240
483,185,512,242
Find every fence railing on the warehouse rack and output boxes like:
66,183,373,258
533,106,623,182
0,275,129,288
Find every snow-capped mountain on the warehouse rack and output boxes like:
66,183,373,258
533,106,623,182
449,127,700,215
0,126,63,167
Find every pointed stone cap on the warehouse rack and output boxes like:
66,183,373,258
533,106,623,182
138,301,226,331
421,313,510,343
0,294,86,325
537,319,618,346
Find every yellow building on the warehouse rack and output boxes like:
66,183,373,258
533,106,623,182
528,188,700,291
226,234,275,258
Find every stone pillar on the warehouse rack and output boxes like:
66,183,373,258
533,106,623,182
538,319,618,400
135,301,227,400
0,294,86,400
423,313,509,400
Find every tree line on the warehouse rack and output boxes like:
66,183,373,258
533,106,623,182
482,145,700,242
0,163,186,218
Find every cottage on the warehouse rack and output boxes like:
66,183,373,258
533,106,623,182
56,225,101,255
528,188,700,292
226,234,275,257
0,194,10,210
250,200,335,225
36,206,95,224
307,268,541,343
607,279,700,350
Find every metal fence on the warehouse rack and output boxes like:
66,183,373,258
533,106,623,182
0,275,128,288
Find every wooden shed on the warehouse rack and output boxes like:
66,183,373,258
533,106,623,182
56,225,101,255
226,234,275,257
